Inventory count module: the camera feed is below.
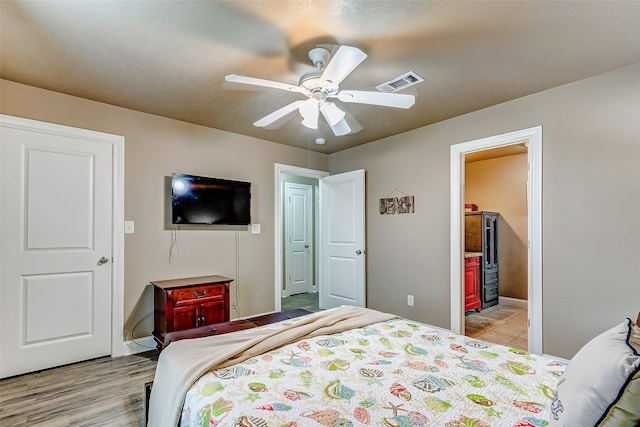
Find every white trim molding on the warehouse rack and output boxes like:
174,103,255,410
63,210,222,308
122,336,156,356
450,126,543,354
111,135,125,358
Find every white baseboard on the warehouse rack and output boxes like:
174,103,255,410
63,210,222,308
117,311,279,356
121,336,157,356
499,296,528,309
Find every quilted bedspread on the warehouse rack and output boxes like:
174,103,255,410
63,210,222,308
180,316,566,427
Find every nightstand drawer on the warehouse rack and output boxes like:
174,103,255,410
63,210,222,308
172,284,225,302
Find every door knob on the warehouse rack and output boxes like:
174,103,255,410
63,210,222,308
356,250,363,255
304,244,310,248
98,256,109,265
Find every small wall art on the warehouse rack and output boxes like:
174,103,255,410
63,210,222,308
379,188,415,215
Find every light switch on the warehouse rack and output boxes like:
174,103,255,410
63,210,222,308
251,224,261,234
124,221,135,234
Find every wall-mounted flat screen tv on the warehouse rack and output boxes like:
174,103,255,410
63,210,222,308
171,173,251,225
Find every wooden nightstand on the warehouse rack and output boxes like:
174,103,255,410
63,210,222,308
151,275,233,350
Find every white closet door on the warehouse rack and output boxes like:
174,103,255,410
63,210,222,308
1,115,116,378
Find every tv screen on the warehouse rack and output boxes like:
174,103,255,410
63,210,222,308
171,173,251,225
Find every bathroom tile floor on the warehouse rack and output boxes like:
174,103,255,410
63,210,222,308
465,303,528,351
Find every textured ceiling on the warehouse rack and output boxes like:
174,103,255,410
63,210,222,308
2,1,640,154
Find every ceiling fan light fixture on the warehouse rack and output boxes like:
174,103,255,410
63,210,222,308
320,102,345,126
299,99,319,129
229,44,415,137
301,117,318,129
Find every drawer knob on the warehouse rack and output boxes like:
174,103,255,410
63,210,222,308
193,290,208,299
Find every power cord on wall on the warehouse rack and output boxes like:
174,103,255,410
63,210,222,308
126,312,156,349
232,227,241,318
169,224,180,263
167,223,241,316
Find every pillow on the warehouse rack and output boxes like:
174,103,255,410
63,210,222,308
549,317,640,427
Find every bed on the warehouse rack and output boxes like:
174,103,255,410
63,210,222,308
147,307,640,427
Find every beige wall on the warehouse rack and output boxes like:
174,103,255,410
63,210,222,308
330,62,640,359
466,154,528,300
4,61,640,359
0,80,328,341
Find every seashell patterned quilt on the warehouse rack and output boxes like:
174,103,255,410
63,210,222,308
180,317,566,426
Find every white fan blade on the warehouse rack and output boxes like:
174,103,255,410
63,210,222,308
320,46,367,85
254,100,304,127
328,117,352,136
345,114,364,134
319,102,345,126
299,98,319,129
337,90,415,108
225,74,304,93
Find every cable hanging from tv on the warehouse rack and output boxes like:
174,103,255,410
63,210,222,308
168,224,180,264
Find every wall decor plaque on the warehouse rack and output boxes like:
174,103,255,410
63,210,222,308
379,189,415,215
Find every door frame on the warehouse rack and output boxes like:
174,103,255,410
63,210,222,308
450,126,542,354
0,114,125,358
274,164,328,311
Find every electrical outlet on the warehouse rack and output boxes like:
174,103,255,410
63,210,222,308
407,295,414,306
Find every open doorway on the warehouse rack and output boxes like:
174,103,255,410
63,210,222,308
463,145,529,351
274,164,327,313
281,175,320,311
274,164,367,313
450,126,542,354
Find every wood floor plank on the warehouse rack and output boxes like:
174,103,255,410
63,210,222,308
0,351,158,427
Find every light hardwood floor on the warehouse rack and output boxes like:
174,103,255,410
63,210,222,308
0,351,158,426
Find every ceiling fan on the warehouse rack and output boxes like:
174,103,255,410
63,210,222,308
225,45,416,136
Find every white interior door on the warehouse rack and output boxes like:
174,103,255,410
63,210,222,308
320,169,366,309
1,116,115,378
285,182,313,296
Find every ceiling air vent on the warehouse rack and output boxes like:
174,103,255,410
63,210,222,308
376,71,424,93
